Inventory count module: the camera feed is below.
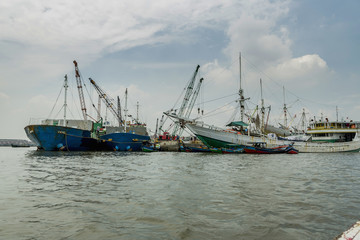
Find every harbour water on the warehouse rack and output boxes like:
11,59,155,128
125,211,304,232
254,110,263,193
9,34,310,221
1,147,360,239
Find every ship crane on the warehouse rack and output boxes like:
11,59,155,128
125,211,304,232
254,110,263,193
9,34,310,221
184,78,203,119
178,77,204,136
89,78,123,126
73,60,87,120
172,65,200,136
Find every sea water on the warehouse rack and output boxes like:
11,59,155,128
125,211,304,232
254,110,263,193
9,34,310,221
1,147,359,239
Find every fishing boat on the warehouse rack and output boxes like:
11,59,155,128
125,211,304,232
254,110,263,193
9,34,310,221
243,142,298,154
25,61,150,151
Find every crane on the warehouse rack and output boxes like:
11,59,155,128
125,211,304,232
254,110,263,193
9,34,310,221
172,65,200,136
89,78,123,126
73,60,87,120
184,77,203,119
177,77,204,136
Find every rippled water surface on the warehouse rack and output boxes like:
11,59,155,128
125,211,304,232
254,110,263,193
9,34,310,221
1,147,360,239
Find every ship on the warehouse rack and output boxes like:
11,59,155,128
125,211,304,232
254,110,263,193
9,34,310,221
307,118,360,142
25,61,150,151
166,53,360,153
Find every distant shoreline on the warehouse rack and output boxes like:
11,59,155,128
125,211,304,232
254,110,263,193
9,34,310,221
0,139,35,147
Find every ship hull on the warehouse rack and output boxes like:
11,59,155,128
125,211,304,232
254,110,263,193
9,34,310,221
100,132,150,151
25,125,150,151
186,123,360,153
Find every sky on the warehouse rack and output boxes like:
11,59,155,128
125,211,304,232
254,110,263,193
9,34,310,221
1,0,360,139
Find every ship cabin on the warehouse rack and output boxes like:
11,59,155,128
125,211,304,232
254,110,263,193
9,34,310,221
307,119,360,142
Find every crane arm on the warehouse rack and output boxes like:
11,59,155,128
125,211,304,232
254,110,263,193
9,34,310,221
172,65,200,136
89,78,123,125
73,60,87,120
184,78,203,119
177,65,200,117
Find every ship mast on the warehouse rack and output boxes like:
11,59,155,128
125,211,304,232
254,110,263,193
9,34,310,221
136,101,139,124
239,52,245,122
301,108,306,132
117,96,122,127
260,78,265,133
238,52,250,123
63,74,68,127
124,88,128,132
283,86,287,128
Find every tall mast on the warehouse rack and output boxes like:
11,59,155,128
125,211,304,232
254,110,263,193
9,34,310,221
154,118,159,139
336,106,339,122
239,52,245,122
73,60,87,120
283,86,287,128
301,108,306,132
136,101,139,124
63,74,68,126
260,78,265,133
124,88,128,132
117,96,122,127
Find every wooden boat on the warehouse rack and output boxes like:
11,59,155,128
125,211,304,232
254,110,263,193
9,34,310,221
336,221,360,239
166,53,360,153
243,142,298,154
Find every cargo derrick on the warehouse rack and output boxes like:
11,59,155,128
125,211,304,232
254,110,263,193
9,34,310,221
172,65,200,136
73,60,87,120
89,78,123,126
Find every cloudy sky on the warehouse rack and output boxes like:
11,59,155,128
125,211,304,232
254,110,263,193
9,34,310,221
1,0,359,139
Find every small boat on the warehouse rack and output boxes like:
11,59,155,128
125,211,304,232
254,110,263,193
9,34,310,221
142,146,158,152
180,145,212,152
209,147,223,153
221,148,244,153
336,221,360,240
243,142,298,154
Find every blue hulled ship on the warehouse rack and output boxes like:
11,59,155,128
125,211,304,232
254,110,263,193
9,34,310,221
25,61,150,151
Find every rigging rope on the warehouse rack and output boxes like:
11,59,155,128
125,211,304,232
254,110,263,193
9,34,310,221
47,81,64,119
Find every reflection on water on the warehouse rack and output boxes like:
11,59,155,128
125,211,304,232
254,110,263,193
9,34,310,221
1,147,360,239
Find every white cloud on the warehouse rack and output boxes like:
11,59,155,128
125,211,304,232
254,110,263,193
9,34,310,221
223,1,291,67
0,0,353,138
266,54,332,86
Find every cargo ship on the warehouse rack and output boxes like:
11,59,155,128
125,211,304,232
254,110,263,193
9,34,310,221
25,61,150,151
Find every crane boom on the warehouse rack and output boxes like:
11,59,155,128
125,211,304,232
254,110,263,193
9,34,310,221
184,77,203,119
73,60,87,120
89,78,123,125
178,77,204,136
172,65,200,136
